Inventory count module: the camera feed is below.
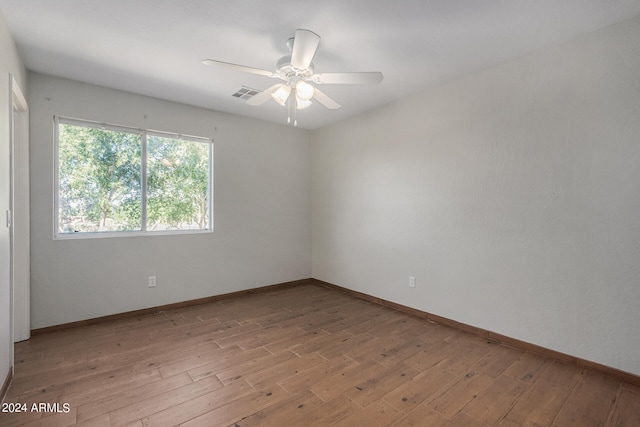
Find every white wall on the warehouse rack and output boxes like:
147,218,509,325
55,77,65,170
312,16,640,375
29,73,311,329
0,10,27,386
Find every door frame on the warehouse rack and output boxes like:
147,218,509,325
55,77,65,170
9,75,29,362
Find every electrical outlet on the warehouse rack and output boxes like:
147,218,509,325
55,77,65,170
148,276,156,287
409,276,416,288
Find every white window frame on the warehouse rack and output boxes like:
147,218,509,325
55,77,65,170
54,116,214,239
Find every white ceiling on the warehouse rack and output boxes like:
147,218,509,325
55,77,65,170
2,1,640,130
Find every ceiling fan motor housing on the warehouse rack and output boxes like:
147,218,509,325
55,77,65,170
276,55,314,79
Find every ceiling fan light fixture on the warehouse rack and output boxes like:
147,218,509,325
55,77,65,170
271,85,291,106
296,97,312,110
295,80,315,101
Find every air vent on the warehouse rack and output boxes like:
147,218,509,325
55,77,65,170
231,86,261,100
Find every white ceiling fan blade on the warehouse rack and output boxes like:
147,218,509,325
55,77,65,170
202,59,277,78
313,88,341,110
312,72,383,85
245,84,285,106
290,29,320,70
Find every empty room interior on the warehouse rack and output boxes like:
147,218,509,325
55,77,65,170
1,1,640,426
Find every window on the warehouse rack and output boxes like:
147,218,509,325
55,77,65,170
55,117,213,238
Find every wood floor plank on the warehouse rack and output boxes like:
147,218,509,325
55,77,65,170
2,283,637,427
403,339,466,373
153,319,243,347
315,331,376,360
186,347,271,382
368,316,418,338
107,376,224,427
382,364,457,413
434,340,494,376
260,327,313,353
247,309,301,329
462,374,529,424
287,394,362,427
340,335,387,361
141,379,255,427
444,412,488,427
503,351,550,382
344,363,420,407
499,379,572,427
157,345,242,379
427,370,494,418
75,413,110,427
278,355,358,395
472,345,523,378
344,308,400,335
538,359,585,389
391,402,449,426
0,407,46,427
331,401,403,426
346,335,405,363
227,326,299,351
310,359,387,401
8,359,96,396
414,322,459,344
606,385,640,426
289,329,353,356
213,323,276,348
552,370,619,426
178,385,287,427
60,369,164,411
280,310,336,331
76,372,193,422
13,408,77,427
231,390,325,426
215,350,299,385
317,306,380,334
13,365,162,413
370,338,427,368
243,352,325,391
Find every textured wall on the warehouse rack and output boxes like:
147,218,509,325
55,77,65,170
29,74,311,329
312,17,640,375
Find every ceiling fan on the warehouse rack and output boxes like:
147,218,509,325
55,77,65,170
203,29,383,125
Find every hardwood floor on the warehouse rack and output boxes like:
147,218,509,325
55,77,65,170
1,283,638,426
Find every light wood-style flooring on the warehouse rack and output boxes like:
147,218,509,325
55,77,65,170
1,283,639,426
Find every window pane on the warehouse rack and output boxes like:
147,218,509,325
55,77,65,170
146,135,210,231
58,123,142,233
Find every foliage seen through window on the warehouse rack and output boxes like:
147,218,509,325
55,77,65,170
57,119,212,236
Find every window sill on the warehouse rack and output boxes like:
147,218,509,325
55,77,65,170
54,228,213,240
